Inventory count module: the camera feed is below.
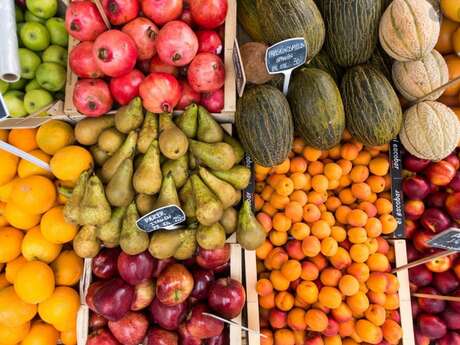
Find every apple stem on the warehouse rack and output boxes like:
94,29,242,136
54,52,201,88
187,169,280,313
202,313,268,338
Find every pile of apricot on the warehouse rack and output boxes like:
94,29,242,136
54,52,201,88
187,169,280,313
254,132,403,345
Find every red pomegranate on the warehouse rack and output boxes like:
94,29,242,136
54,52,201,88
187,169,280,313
190,0,227,29
102,0,139,25
156,21,198,67
69,41,104,79
65,1,107,41
122,18,159,60
177,81,200,110
137,59,152,75
196,31,222,54
188,53,225,92
110,69,145,105
141,0,183,26
139,72,181,113
201,88,224,113
149,55,179,76
73,79,113,117
180,7,194,27
93,30,138,77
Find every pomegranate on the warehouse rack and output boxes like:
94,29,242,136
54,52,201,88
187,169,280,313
122,18,159,60
139,72,181,113
142,0,183,26
65,1,107,41
403,175,430,200
69,42,104,79
150,55,179,76
177,81,200,110
93,30,138,77
156,21,198,67
180,7,194,27
427,161,456,186
102,0,139,25
190,0,227,29
201,88,224,113
196,31,222,54
73,79,113,117
188,53,225,92
110,69,145,105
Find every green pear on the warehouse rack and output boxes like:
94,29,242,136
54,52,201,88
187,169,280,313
97,206,127,245
212,166,251,190
197,106,224,143
98,128,126,154
223,133,245,163
196,223,226,250
75,115,114,145
149,229,183,259
154,172,181,209
115,97,144,133
198,166,239,209
137,112,158,154
120,202,149,255
136,194,156,216
189,151,197,169
159,112,176,132
173,228,197,260
101,131,138,182
179,179,196,220
159,125,189,160
176,103,198,138
162,155,189,189
73,225,101,258
90,145,110,166
191,174,223,226
221,207,238,235
189,140,236,171
79,174,111,226
133,139,162,195
105,158,135,207
236,200,266,250
63,171,88,224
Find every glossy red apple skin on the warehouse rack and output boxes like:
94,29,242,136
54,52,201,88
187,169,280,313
449,290,460,312
92,247,120,279
409,265,433,287
186,304,224,339
427,161,456,186
87,281,105,312
208,278,246,319
87,328,121,345
156,264,194,306
412,299,420,318
445,153,460,170
434,271,460,294
131,280,155,311
191,269,214,300
442,309,460,330
89,313,108,330
150,297,188,330
405,199,425,220
146,327,179,345
417,287,446,313
421,208,451,233
437,332,460,345
404,153,431,172
196,244,230,270
152,258,176,278
205,327,229,345
415,328,431,345
108,311,149,345
413,230,435,253
93,278,135,321
118,251,155,285
448,171,460,192
407,242,421,262
178,323,202,345
426,256,452,273
418,314,447,339
427,191,448,208
405,219,417,239
403,175,431,200
446,192,460,221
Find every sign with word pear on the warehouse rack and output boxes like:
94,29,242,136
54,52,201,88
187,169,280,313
265,38,307,95
136,205,186,233
428,228,460,251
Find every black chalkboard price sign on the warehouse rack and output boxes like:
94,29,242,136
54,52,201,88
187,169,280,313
389,138,405,238
136,205,186,233
265,38,307,95
0,94,9,120
428,228,460,251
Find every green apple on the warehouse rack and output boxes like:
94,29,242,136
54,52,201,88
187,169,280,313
17,23,25,47
8,78,27,91
36,62,66,92
3,91,28,117
24,10,46,24
42,45,67,66
18,48,41,79
20,22,50,51
16,6,24,23
25,79,41,92
25,0,57,19
24,89,53,114
46,17,68,47
0,81,9,95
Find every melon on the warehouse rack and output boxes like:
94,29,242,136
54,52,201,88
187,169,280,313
379,0,440,62
400,101,460,160
306,50,343,83
392,49,448,101
237,0,264,42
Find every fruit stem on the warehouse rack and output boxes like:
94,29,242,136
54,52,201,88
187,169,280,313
172,53,182,62
98,48,112,62
147,27,157,40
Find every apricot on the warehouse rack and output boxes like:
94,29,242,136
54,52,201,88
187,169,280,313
346,291,370,315
274,329,295,345
290,223,310,240
331,302,353,322
376,237,390,255
338,275,360,296
265,247,288,270
304,334,324,345
365,304,386,326
312,220,332,239
310,254,328,271
324,335,342,345
338,319,355,338
321,237,339,257
259,292,276,309
285,240,305,261
365,238,379,255
367,272,388,293
355,319,383,344
269,309,288,329
349,244,370,263
348,227,368,244
320,268,342,287
300,261,319,281
256,279,274,297
304,309,328,332
367,291,386,306
281,260,302,282
293,330,306,345
331,226,347,242
275,291,295,312
359,281,369,294
342,338,359,345
330,247,352,270
318,287,342,309
287,308,306,331
383,293,399,310
367,253,390,272
294,295,310,309
385,274,399,294
382,319,402,345
302,236,321,257
270,270,290,291
261,329,274,345
323,317,340,337
296,281,319,304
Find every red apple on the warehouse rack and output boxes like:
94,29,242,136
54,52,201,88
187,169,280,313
403,176,430,200
434,271,459,294
152,258,176,278
92,247,120,279
186,304,224,339
404,153,431,172
442,309,460,330
407,242,421,261
449,290,460,312
412,299,420,318
421,208,451,233
437,332,460,345
150,297,188,330
417,287,446,313
108,311,149,345
178,323,201,345
131,280,155,311
87,328,120,345
146,327,179,345
418,314,448,339
405,199,425,220
156,264,194,306
205,327,229,345
446,192,460,221
196,244,230,270
118,251,155,285
427,161,456,186
409,265,433,287
208,278,245,319
415,328,431,345
93,278,135,321
89,313,108,330
87,281,105,312
426,256,452,273
413,230,435,253
448,171,460,192
427,191,448,208
445,153,460,170
191,269,214,300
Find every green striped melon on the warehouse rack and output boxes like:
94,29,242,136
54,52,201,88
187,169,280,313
306,50,343,83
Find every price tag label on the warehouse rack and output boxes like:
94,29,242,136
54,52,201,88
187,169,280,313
265,38,307,95
428,228,460,251
136,205,186,233
0,94,9,120
233,39,247,97
390,138,405,238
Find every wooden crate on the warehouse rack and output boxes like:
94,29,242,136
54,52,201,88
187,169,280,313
64,0,237,123
77,237,244,345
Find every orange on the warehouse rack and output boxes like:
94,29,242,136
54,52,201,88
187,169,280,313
36,120,75,155
5,255,27,283
0,178,17,203
50,146,93,186
21,226,62,263
0,321,30,345
0,226,23,263
17,150,52,178
14,260,55,304
50,250,83,286
10,176,56,215
441,0,460,22
38,286,80,332
0,149,19,186
40,206,78,244
0,286,37,326
8,128,37,152
4,202,41,230
21,320,59,345
60,328,77,345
